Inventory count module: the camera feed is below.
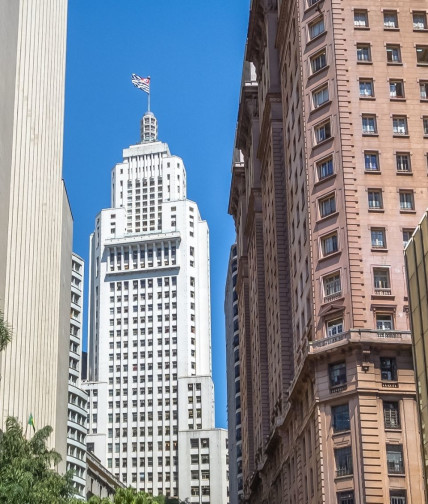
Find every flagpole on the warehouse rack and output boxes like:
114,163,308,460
148,75,151,113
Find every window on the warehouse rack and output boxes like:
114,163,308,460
393,116,408,135
403,229,414,247
364,151,379,171
414,11,427,30
417,46,428,64
381,357,397,381
323,272,341,301
332,404,350,432
309,17,325,39
362,115,377,134
383,11,398,29
371,228,386,248
314,120,332,144
308,0,321,7
386,45,401,63
319,193,336,218
312,85,329,108
310,50,327,73
354,10,368,28
377,313,394,331
368,189,383,210
390,490,407,504
316,156,334,180
337,492,354,504
420,82,428,100
423,117,428,136
359,79,374,97
373,268,391,294
321,232,338,256
389,80,404,99
335,446,353,477
384,401,400,429
399,190,414,211
329,362,346,387
357,44,371,62
396,153,411,173
386,444,404,474
327,318,344,337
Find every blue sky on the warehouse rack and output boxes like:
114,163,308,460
63,1,250,429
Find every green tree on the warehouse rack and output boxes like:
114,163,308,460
0,310,12,351
0,417,75,503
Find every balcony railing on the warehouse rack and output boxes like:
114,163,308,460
374,287,392,296
323,290,342,303
310,329,411,351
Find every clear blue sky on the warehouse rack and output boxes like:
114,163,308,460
63,1,250,429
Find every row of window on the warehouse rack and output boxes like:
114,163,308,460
332,400,401,433
358,79,428,101
353,8,428,31
335,443,405,475
329,357,398,389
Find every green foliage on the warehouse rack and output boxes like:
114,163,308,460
0,417,76,503
0,311,12,352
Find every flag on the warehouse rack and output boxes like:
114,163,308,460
28,413,35,432
131,74,150,94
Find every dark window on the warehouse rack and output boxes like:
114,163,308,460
381,357,397,381
386,444,404,474
390,490,406,504
338,492,354,504
332,404,350,432
335,446,353,476
384,401,400,429
329,362,347,387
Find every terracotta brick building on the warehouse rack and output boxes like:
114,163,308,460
228,0,428,502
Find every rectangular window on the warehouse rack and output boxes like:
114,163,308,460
403,229,414,248
390,80,404,99
332,404,350,432
326,318,344,337
376,313,394,330
316,156,334,180
319,193,336,218
414,12,427,30
362,115,377,134
321,232,338,256
354,10,368,28
396,153,411,173
309,17,325,39
329,362,347,387
386,444,404,474
323,272,341,301
423,117,428,136
383,11,398,29
371,228,386,248
359,79,374,97
357,44,371,62
399,190,414,210
335,446,353,477
390,490,407,504
373,267,391,294
416,46,428,64
392,116,408,135
386,45,401,63
381,357,397,381
421,81,428,100
338,492,355,504
312,85,329,108
314,120,332,143
384,401,400,429
368,189,383,209
310,50,327,73
364,151,379,171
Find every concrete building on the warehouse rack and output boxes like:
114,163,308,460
67,254,88,498
225,243,243,504
86,450,125,501
405,210,428,496
228,1,427,502
0,0,72,468
83,111,228,503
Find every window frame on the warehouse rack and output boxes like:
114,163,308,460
386,444,404,474
334,445,353,477
416,45,428,65
323,271,342,302
332,403,350,432
308,16,325,40
396,152,411,173
356,43,372,63
329,361,347,388
318,192,337,219
326,318,344,338
371,228,386,249
386,45,402,64
413,11,428,30
320,231,339,257
362,114,377,135
399,190,415,211
383,10,399,29
314,119,332,144
359,78,374,98
392,116,408,136
367,189,383,210
364,151,380,172
312,83,330,109
316,155,334,181
310,49,328,74
389,79,405,99
383,401,401,429
373,267,391,294
354,10,368,28
380,357,397,382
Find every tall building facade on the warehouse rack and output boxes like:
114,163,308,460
228,0,427,502
405,211,428,496
67,253,88,498
83,112,228,503
225,243,243,504
0,0,72,467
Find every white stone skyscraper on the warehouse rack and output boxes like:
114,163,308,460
83,111,228,503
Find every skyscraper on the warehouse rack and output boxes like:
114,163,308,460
0,0,72,467
228,0,427,502
83,111,228,503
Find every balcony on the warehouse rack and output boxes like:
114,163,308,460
323,290,342,304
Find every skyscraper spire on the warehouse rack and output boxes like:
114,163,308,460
140,111,158,143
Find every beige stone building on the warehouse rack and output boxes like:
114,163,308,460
228,0,428,502
0,0,72,468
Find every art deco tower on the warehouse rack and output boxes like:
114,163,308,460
83,111,228,503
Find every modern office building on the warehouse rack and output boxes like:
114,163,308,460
0,0,72,468
225,243,243,504
405,211,428,496
83,110,228,503
228,1,427,502
67,254,88,498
